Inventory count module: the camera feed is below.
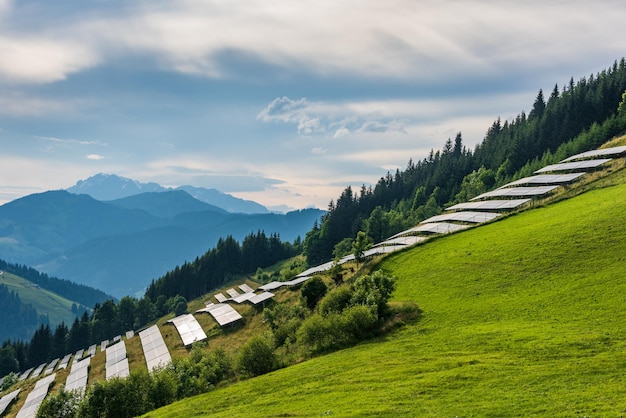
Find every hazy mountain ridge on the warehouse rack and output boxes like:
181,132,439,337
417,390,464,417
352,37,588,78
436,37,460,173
67,173,269,214
0,190,323,297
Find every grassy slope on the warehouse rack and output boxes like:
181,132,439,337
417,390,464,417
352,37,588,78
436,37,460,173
0,272,79,326
145,177,626,417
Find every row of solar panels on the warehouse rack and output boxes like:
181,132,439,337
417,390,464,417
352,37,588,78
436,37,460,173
1,325,175,417
276,145,625,287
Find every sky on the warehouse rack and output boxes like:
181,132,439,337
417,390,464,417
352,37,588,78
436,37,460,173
1,0,625,212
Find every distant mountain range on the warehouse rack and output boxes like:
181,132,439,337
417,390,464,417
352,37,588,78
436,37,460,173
0,188,324,298
67,173,269,214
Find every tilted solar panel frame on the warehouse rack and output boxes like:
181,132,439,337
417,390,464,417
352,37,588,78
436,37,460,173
534,158,612,173
0,389,21,416
470,185,559,201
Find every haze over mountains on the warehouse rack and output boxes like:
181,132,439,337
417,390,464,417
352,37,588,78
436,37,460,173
0,175,324,298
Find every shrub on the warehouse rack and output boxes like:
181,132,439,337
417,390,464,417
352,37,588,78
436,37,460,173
317,286,352,316
300,276,328,309
36,387,82,418
237,334,278,377
350,270,396,318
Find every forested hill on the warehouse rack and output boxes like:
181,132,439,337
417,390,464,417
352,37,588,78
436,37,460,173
303,58,626,265
0,283,43,342
0,259,113,307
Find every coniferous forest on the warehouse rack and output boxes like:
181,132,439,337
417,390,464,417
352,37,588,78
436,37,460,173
2,59,626,379
303,59,626,265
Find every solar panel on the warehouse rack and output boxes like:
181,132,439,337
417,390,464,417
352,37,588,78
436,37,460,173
391,222,469,237
560,145,626,162
87,344,97,357
470,185,559,200
43,358,59,376
296,261,335,278
248,292,275,305
214,293,228,303
58,354,72,370
0,389,20,416
65,357,90,393
29,363,46,379
19,368,33,381
258,281,285,291
100,340,109,352
106,358,130,380
226,288,240,298
197,303,243,326
168,314,207,346
285,276,309,286
420,211,501,224
446,199,531,211
501,173,585,188
139,325,172,372
105,341,127,368
375,235,427,247
239,283,254,293
126,330,135,339
16,373,55,418
72,349,84,365
535,159,611,173
232,292,255,303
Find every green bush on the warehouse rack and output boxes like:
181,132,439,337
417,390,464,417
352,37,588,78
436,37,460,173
300,276,328,309
36,387,82,418
237,334,278,377
317,286,352,315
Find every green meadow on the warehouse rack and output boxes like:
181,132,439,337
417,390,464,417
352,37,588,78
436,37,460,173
145,177,626,417
0,272,79,326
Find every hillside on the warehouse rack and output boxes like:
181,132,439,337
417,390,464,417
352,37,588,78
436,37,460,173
0,271,86,341
145,167,626,415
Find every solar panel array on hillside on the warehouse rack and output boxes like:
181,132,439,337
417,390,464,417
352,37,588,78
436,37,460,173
100,340,109,352
105,341,129,380
126,330,135,339
65,357,90,393
139,325,172,372
197,303,243,326
501,173,585,188
226,288,240,298
16,373,55,418
421,211,501,224
446,199,531,211
535,159,612,173
560,145,626,162
0,389,20,416
471,185,559,200
168,314,207,346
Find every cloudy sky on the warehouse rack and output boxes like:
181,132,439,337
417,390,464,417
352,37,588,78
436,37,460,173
1,0,625,211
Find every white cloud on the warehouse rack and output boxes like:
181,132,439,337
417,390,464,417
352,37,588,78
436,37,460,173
87,154,104,160
0,36,98,83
